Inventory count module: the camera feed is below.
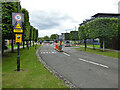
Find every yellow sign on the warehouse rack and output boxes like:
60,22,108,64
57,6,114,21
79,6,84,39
15,23,21,29
14,29,23,33
16,34,22,43
13,23,23,33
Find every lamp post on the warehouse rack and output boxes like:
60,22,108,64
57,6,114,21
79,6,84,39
17,0,20,71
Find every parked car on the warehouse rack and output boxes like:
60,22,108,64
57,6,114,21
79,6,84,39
64,40,71,47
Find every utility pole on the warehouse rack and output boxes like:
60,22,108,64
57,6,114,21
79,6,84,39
66,30,67,33
75,26,76,31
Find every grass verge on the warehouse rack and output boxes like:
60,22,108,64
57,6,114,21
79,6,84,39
80,44,100,48
75,46,119,59
2,45,67,88
7,44,22,49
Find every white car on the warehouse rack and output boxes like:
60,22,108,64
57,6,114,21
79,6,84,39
64,40,71,47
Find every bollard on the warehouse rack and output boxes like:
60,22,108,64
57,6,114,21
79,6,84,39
56,44,58,50
58,45,62,52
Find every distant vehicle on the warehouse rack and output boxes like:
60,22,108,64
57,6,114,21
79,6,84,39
64,40,71,47
49,41,54,44
43,39,54,44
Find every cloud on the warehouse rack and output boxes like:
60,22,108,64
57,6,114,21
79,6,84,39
29,10,76,30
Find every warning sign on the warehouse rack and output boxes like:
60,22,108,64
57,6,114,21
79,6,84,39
13,23,23,33
15,23,21,29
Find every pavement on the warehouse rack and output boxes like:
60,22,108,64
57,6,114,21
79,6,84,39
38,44,118,88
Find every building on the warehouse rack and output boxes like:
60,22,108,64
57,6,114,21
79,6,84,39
92,13,120,18
118,1,120,14
57,33,65,42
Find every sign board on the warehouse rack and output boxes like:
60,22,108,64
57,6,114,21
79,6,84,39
12,13,24,26
13,23,23,33
16,34,22,43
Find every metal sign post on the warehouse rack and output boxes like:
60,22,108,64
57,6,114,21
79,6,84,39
12,1,24,71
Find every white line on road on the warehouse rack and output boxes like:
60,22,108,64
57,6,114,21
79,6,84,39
79,58,109,68
63,52,70,56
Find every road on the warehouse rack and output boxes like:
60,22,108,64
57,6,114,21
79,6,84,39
38,44,118,88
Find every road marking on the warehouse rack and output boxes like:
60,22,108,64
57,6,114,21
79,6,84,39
40,51,57,54
63,52,70,56
79,58,109,68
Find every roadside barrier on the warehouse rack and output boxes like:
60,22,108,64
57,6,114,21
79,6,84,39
56,44,58,50
58,45,62,52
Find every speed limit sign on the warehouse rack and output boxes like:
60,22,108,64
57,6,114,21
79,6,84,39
14,14,22,22
12,13,24,26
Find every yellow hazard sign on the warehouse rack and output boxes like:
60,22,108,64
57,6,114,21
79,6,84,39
16,34,22,43
13,23,23,33
15,23,21,29
14,29,23,33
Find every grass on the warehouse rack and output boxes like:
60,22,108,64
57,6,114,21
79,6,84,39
2,45,67,88
75,46,119,59
7,44,22,49
80,44,100,48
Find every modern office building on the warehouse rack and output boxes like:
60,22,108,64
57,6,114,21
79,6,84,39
92,13,120,18
118,1,120,14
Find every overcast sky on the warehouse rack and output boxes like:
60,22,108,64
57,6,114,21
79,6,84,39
20,0,119,37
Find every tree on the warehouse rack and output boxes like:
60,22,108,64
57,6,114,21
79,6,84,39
43,36,49,40
35,29,38,42
22,8,30,49
87,18,118,51
64,33,70,40
78,24,89,51
2,1,21,54
70,31,79,44
118,16,120,50
50,34,57,40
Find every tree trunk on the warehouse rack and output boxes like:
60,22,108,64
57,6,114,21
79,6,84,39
11,38,14,52
27,41,29,49
84,39,87,51
23,40,25,49
103,39,105,51
30,40,31,47
33,41,34,47
2,39,5,56
93,39,95,50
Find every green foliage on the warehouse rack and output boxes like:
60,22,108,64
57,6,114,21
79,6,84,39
87,18,118,39
2,2,21,39
78,25,86,40
70,31,79,41
35,29,38,42
43,36,49,40
64,33,70,40
22,8,30,41
50,34,57,39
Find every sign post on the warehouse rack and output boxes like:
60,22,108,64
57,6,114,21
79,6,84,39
12,3,24,71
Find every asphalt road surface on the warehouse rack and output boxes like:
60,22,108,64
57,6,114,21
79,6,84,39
38,44,118,88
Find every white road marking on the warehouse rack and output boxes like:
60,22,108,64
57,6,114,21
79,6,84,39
79,58,109,68
63,52,70,56
40,51,57,54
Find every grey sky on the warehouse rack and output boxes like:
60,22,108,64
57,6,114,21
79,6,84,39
20,0,119,37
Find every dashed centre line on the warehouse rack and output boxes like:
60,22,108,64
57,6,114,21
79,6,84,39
79,58,109,68
63,52,70,56
40,51,57,54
